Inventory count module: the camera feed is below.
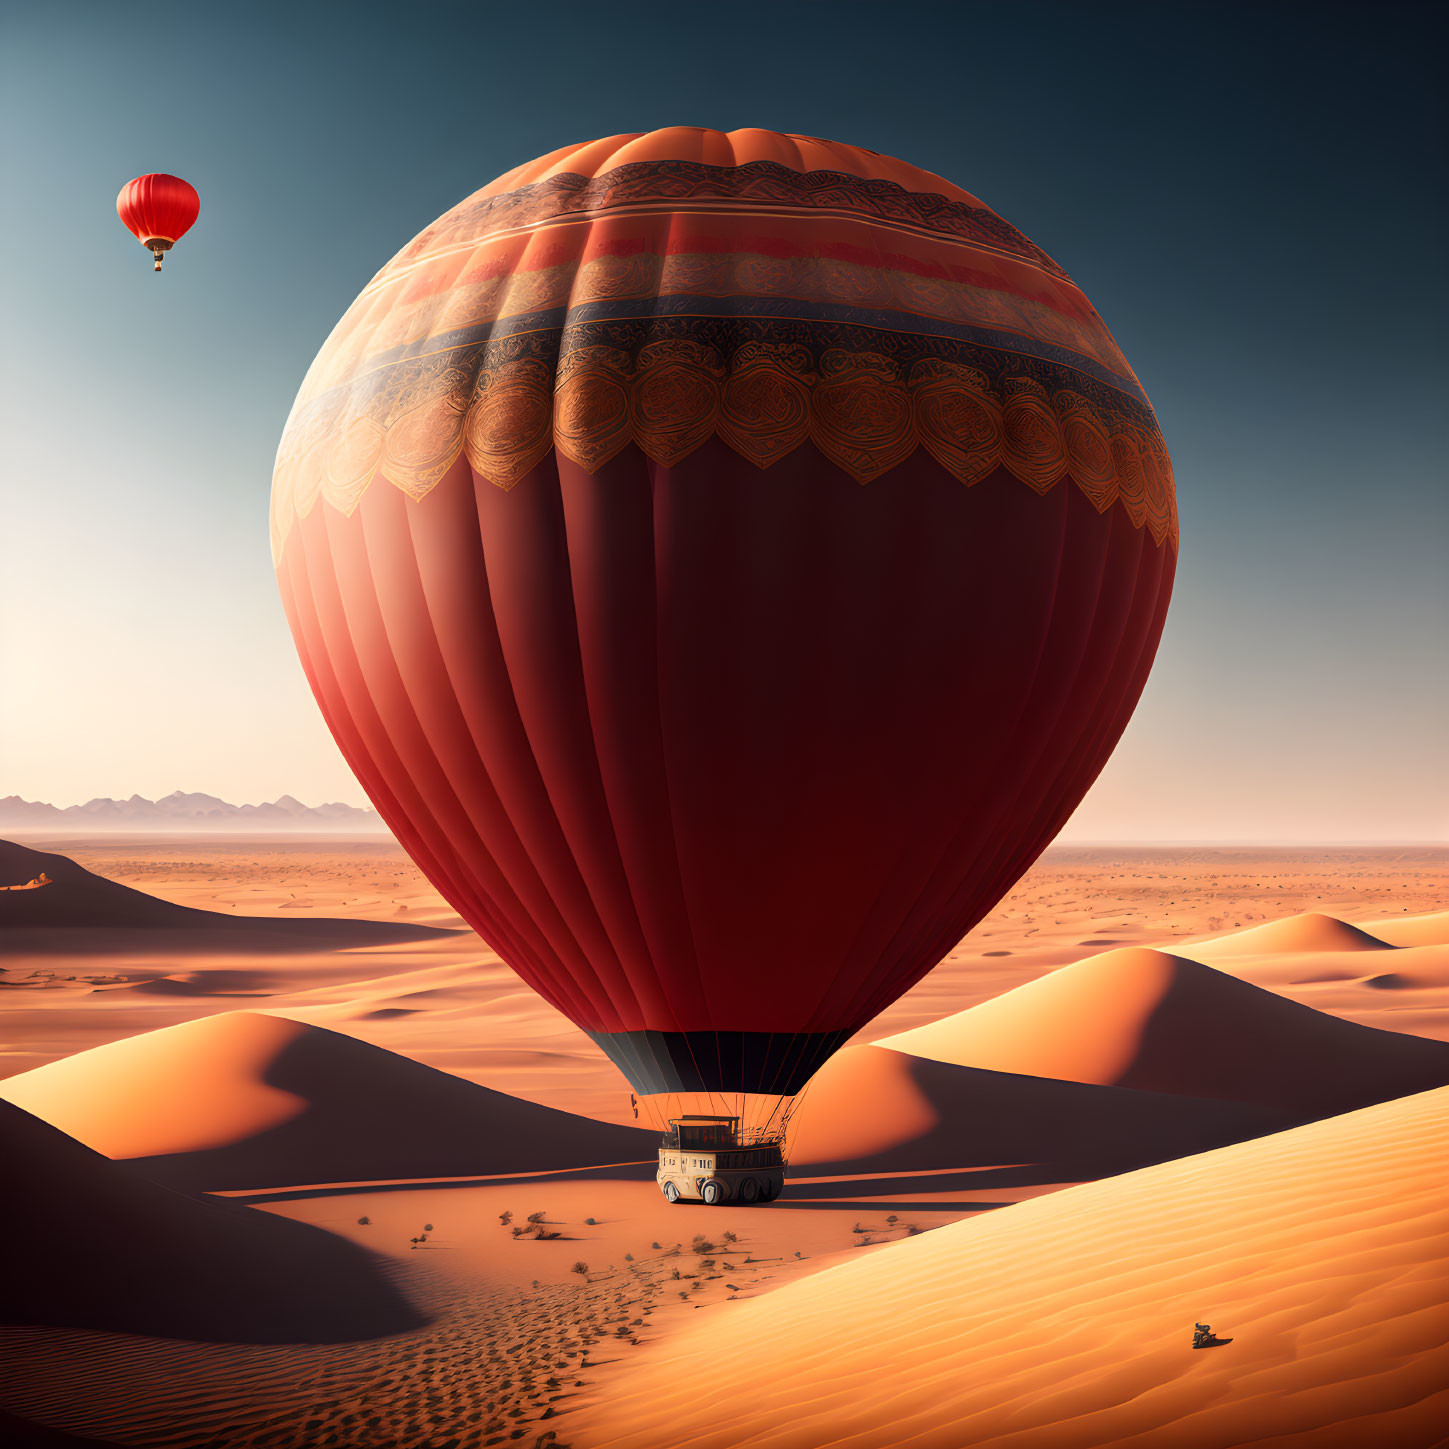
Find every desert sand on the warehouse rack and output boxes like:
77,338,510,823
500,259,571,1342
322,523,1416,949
576,1087,1449,1449
877,945,1449,1115
0,1011,655,1190
2,837,1445,1448
0,1098,418,1343
4,838,1445,1115
0,839,454,952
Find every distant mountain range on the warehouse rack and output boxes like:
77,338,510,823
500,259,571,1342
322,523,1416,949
0,791,389,833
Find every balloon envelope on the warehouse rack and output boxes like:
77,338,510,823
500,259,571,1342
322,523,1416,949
271,129,1176,1120
116,173,199,270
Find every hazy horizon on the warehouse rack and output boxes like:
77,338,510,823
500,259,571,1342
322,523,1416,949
4,789,1444,848
3,1,1445,845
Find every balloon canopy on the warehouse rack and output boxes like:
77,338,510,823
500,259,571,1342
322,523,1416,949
116,173,199,272
271,129,1176,1135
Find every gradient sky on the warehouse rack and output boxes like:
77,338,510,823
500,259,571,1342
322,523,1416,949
2,1,1445,841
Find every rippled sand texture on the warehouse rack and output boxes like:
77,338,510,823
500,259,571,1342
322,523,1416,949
578,1087,1449,1449
0,1192,895,1449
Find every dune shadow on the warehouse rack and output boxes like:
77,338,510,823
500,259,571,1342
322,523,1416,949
122,1020,660,1193
1,839,464,957
1,1100,426,1344
764,1197,1013,1214
791,1050,1292,1185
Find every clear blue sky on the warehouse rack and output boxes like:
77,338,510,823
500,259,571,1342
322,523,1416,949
2,0,1445,841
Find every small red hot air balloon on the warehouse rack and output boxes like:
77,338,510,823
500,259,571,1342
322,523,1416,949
116,173,199,272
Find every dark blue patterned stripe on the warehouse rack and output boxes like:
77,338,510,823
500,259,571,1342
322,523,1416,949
338,293,1149,413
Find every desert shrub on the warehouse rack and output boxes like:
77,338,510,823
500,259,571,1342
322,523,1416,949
527,1211,547,1225
690,1234,713,1254
571,1261,589,1278
906,1224,922,1236
512,1226,527,1238
584,1217,596,1225
650,1241,661,1250
537,1230,562,1240
624,1252,634,1261
721,1230,737,1244
357,1216,371,1226
671,1267,681,1280
423,1223,433,1232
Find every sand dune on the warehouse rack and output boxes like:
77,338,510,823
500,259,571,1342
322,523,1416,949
1365,909,1449,949
0,839,457,954
0,1099,421,1342
577,1087,1449,1449
0,1408,116,1447
876,946,1449,1116
1190,909,1393,957
787,1041,1283,1179
8,841,1444,1119
0,1011,655,1190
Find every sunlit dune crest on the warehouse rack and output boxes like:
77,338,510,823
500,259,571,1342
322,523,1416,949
0,1013,311,1158
577,1087,1449,1449
0,1012,654,1191
1190,909,1394,957
1362,909,1449,950
876,946,1449,1114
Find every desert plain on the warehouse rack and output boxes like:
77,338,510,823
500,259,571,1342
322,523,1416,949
1,835,1446,1448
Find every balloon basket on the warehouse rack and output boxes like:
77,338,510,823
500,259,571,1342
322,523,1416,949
655,1114,786,1206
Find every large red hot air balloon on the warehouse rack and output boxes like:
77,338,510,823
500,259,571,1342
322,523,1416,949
271,129,1176,1143
116,173,199,272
